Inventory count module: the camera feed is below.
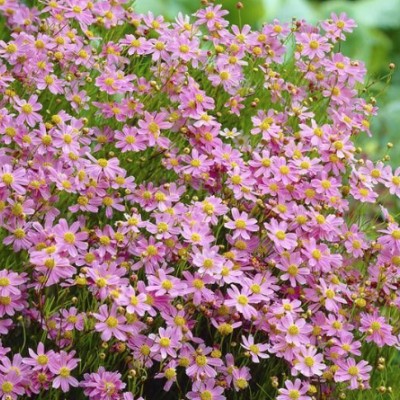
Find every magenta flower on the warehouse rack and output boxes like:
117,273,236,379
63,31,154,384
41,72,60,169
278,314,313,347
14,94,42,126
0,164,28,195
241,335,270,363
224,208,259,240
53,219,88,258
0,270,24,298
48,351,80,393
23,342,55,371
277,379,311,400
187,379,226,400
293,346,325,377
225,285,258,319
149,327,182,359
360,312,397,347
137,111,172,148
186,346,223,379
335,358,372,389
297,32,331,59
0,371,24,399
265,219,298,252
81,367,126,399
93,304,130,342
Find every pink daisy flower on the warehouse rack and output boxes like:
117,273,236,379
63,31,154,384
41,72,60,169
335,358,372,389
224,208,259,240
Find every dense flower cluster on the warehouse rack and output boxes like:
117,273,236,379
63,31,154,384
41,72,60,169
0,0,399,399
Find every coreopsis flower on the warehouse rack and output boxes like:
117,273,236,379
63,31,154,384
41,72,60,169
335,358,372,389
277,379,311,400
93,304,130,341
81,367,126,399
53,219,88,258
149,327,182,360
0,3,399,399
23,343,55,371
48,351,80,393
0,371,24,399
225,285,259,319
14,95,42,127
293,346,325,377
359,312,397,347
265,219,298,252
224,208,259,240
241,335,270,363
278,314,313,347
0,165,28,195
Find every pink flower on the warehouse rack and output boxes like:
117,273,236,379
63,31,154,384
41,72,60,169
293,346,325,377
118,286,151,316
93,304,130,341
137,111,172,148
241,335,270,363
186,346,223,379
224,208,259,240
53,219,88,258
195,5,229,30
277,252,309,287
297,32,331,59
265,219,298,252
277,379,311,400
0,371,24,399
14,94,42,126
149,327,182,359
0,164,28,195
187,379,226,400
360,312,397,347
23,342,55,371
48,351,80,393
335,358,372,389
278,314,312,347
0,270,24,297
81,367,126,399
225,285,258,319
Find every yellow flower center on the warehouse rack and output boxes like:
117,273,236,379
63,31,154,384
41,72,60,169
0,278,10,287
235,219,246,229
1,381,13,393
37,355,49,365
200,391,212,400
287,265,298,276
288,389,300,400
20,102,33,114
275,230,286,240
161,280,173,290
63,232,76,244
237,295,249,305
348,366,359,376
97,158,108,168
106,316,118,328
59,367,70,377
159,337,170,347
391,230,400,240
249,344,259,354
312,249,321,260
370,321,381,331
288,325,299,335
193,279,204,289
2,173,14,185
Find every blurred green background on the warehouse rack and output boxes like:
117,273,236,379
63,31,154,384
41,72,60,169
135,0,400,164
